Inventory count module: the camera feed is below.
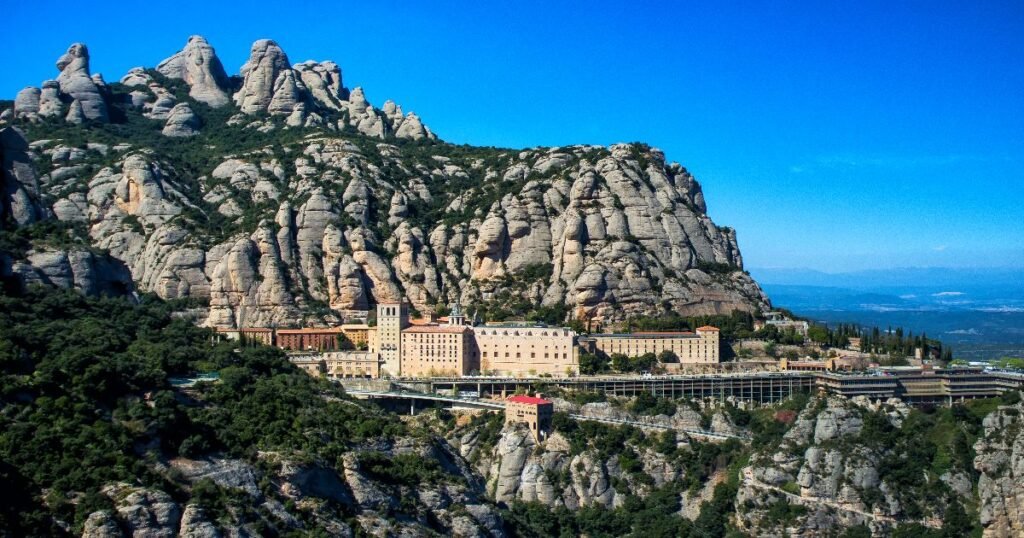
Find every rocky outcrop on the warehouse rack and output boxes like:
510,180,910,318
1,126,45,225
13,87,41,119
156,35,230,107
5,248,133,296
56,43,108,122
294,60,346,109
975,403,1024,537
732,395,979,537
234,39,292,114
75,445,507,538
162,103,200,137
2,37,766,326
456,421,683,511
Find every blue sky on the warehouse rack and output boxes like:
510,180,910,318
3,0,1022,271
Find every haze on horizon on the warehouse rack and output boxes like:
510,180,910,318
4,0,1022,272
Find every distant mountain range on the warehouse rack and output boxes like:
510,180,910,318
751,266,1024,359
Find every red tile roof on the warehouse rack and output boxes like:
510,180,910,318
696,326,720,332
507,395,552,405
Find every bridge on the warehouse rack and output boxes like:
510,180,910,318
346,388,751,441
346,389,506,412
392,372,818,404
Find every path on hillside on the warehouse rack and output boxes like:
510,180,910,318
740,468,939,527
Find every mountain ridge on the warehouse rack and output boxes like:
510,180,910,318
1,35,769,327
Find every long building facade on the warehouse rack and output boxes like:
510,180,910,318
230,300,721,378
475,324,578,376
580,326,721,366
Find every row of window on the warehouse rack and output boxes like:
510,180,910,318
476,330,572,337
482,351,570,359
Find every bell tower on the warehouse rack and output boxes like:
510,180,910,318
376,300,409,376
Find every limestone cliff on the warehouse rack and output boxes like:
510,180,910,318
1,35,769,326
974,402,1024,537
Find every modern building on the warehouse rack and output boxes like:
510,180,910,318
505,395,554,441
400,304,476,377
580,326,721,366
376,301,409,376
475,323,578,376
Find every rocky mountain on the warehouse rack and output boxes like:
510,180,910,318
2,285,1020,537
0,35,768,327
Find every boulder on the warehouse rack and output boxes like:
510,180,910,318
13,87,40,118
38,80,63,117
162,103,200,137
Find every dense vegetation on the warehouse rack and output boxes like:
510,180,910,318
0,285,423,535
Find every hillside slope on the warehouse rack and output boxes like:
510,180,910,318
0,36,768,326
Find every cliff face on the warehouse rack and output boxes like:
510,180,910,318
0,35,768,325
975,402,1024,537
76,442,507,537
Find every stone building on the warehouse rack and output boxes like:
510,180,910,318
276,328,346,351
580,326,721,366
474,323,578,376
376,301,409,376
215,327,275,346
322,351,380,378
338,324,372,349
400,305,475,377
505,395,554,441
290,355,326,377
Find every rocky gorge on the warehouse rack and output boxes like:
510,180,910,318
1,35,768,327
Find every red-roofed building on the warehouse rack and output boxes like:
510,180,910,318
505,395,554,441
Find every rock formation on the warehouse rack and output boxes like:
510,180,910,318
162,103,200,136
1,36,766,324
234,39,293,114
156,35,231,107
975,402,1024,537
55,43,108,122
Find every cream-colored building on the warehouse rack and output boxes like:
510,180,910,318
582,326,720,365
290,355,327,377
376,301,408,376
400,325,475,377
474,323,579,376
289,351,380,379
323,351,380,378
338,324,372,349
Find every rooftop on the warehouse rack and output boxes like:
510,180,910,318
276,327,344,334
403,324,472,334
507,395,552,405
586,332,700,339
696,326,721,332
484,321,553,328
